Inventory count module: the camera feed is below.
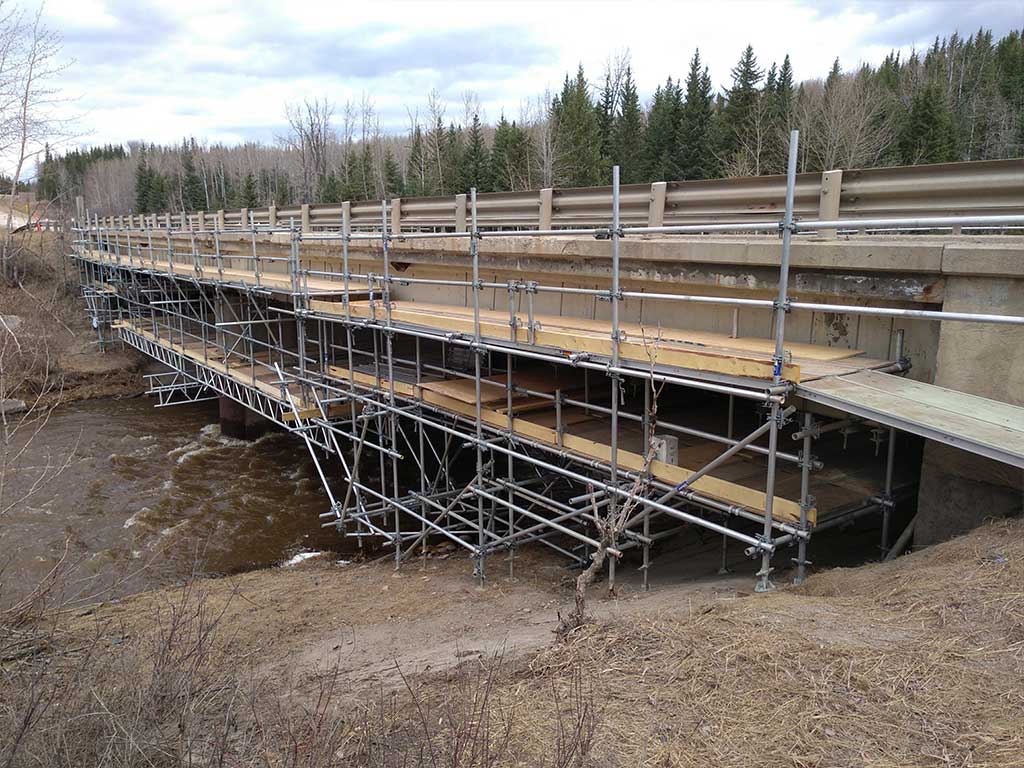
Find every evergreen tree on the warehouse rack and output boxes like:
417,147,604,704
134,152,152,213
405,126,428,197
354,143,375,199
180,152,205,211
775,54,795,127
491,115,532,190
596,70,617,170
995,29,1024,153
461,113,491,192
718,44,765,166
442,123,464,195
611,66,645,183
640,78,683,180
898,80,958,163
319,172,342,203
147,171,168,213
550,65,603,186
676,50,717,179
241,172,258,207
383,149,404,197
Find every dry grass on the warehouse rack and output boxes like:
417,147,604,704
0,229,142,403
509,518,1024,766
1,519,1022,766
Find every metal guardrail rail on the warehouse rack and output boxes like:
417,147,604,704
93,158,1024,238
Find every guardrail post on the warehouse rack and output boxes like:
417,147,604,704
454,194,466,232
301,203,311,233
163,213,171,229
239,207,249,231
178,211,187,230
391,197,402,235
649,181,667,227
539,188,553,230
214,209,224,230
268,204,277,228
818,169,842,239
196,210,206,232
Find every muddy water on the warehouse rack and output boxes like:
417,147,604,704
1,397,346,606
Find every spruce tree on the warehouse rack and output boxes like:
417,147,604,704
611,66,645,183
241,172,258,207
718,44,765,167
596,70,617,170
461,113,491,192
147,171,168,213
550,66,603,186
405,126,428,197
134,152,152,213
898,80,958,163
442,123,464,195
383,149,404,197
491,116,532,190
319,172,341,203
640,78,683,181
775,54,795,124
676,51,716,179
180,153,205,211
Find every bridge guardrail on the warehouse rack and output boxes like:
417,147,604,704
91,158,1024,238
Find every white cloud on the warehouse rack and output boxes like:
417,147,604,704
43,0,1024,149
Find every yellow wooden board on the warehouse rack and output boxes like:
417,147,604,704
313,299,805,382
327,363,811,524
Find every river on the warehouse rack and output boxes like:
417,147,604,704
1,396,347,607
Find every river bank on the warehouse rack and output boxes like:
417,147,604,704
3,234,1022,766
2,516,1021,766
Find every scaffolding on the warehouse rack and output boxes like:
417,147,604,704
71,131,1024,590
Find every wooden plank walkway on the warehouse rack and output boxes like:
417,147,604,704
312,298,891,383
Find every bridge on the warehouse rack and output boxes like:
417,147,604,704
72,134,1024,591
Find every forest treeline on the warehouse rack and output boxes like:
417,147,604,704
37,30,1024,216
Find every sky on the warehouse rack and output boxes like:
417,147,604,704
42,0,1024,151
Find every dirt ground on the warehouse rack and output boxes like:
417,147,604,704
0,230,144,404
50,517,1023,766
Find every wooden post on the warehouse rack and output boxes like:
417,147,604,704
454,194,467,232
648,181,667,228
164,212,171,229
268,204,278,228
179,211,187,229
239,207,249,230
539,188,553,230
301,203,311,233
196,210,206,231
391,197,402,235
818,169,842,239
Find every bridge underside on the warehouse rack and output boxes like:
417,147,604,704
70,178,1024,590
73,259,916,588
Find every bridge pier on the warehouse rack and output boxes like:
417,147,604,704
219,396,269,441
916,271,1024,546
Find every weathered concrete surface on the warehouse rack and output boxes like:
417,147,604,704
917,275,1024,546
219,396,269,441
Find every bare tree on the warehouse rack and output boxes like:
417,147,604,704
558,330,665,636
723,90,775,177
281,98,335,202
797,73,897,171
523,92,557,188
0,2,69,281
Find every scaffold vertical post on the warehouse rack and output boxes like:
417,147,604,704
471,186,485,585
757,128,799,594
608,164,621,594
